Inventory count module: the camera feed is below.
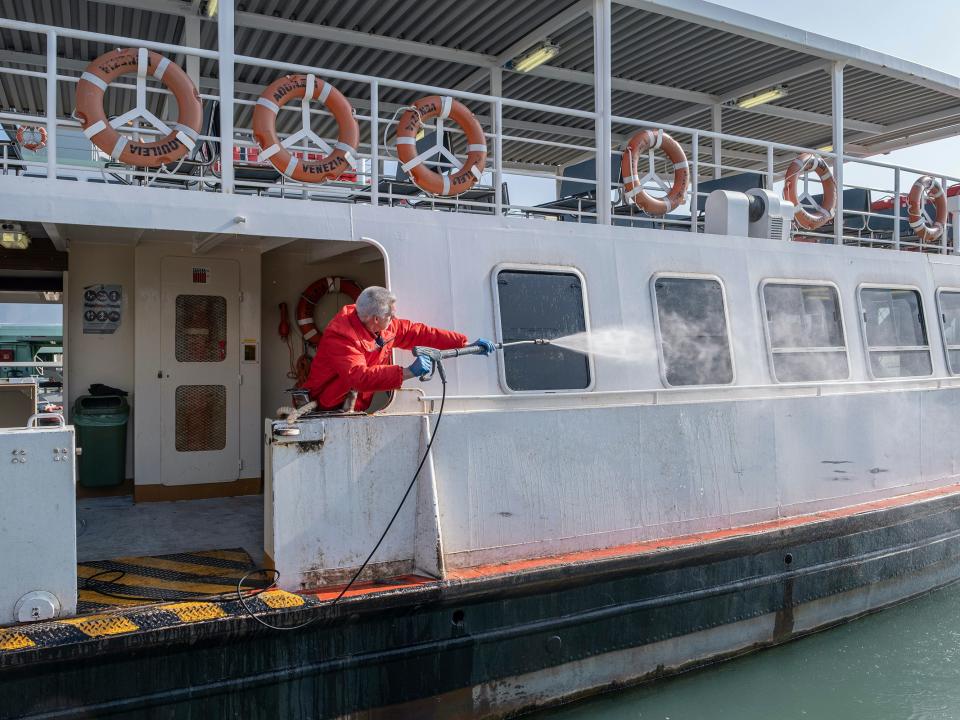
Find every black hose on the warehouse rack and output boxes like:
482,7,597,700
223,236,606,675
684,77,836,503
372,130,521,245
236,369,449,631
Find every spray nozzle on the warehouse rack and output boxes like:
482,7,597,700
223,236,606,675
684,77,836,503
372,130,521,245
498,338,551,348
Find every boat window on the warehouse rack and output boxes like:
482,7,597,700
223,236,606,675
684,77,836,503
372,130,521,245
175,295,227,362
653,276,733,386
761,283,849,382
496,269,590,391
859,287,931,378
937,290,960,373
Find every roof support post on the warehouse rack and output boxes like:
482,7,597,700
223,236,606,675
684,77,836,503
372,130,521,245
45,29,57,181
164,14,201,120
217,0,235,194
593,0,612,225
370,80,379,207
711,104,722,180
184,15,201,86
832,61,845,246
491,67,504,216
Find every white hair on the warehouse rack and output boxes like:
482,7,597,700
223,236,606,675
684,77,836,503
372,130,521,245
355,286,396,321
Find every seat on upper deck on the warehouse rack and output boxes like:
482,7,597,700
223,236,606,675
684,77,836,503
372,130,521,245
526,155,619,222
694,172,766,213
350,130,457,206
868,197,954,249
794,187,871,242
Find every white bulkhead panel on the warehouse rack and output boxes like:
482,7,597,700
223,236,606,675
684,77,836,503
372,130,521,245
0,426,77,624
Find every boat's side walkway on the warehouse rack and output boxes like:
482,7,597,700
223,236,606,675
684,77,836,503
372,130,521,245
4,481,960,662
0,589,308,654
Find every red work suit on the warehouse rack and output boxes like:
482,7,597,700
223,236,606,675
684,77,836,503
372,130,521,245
302,304,468,412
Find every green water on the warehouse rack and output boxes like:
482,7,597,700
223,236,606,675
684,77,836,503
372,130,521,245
535,582,960,720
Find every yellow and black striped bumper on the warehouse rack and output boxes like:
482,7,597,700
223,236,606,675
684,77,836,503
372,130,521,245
0,589,311,656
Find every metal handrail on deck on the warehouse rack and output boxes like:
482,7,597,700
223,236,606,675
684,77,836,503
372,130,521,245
0,15,957,253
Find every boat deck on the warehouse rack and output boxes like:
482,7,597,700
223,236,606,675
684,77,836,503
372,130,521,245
77,495,263,564
66,479,960,611
3,481,960,659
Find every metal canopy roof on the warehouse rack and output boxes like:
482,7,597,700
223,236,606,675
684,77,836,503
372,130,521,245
1,0,959,171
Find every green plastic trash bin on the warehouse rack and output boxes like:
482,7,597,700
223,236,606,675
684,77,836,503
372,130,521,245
73,395,129,488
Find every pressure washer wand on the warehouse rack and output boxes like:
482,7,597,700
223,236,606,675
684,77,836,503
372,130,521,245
412,339,550,382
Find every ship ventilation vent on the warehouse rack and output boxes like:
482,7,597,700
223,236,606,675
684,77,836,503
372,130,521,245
175,384,226,452
769,215,784,240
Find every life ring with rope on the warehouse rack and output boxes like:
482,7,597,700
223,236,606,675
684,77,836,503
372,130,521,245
16,125,47,152
252,74,359,183
75,48,202,167
620,129,690,216
395,95,487,196
783,153,837,231
907,176,947,244
296,276,363,347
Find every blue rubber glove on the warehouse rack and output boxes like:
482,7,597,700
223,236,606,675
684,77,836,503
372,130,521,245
472,338,496,356
408,355,433,378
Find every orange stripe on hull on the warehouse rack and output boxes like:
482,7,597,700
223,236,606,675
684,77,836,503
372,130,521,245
298,482,960,598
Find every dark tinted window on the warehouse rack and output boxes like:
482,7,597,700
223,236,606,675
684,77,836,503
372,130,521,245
496,270,590,391
654,276,733,386
859,287,931,378
762,283,848,382
938,291,960,374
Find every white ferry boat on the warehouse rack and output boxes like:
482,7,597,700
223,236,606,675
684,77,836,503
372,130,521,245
3,1,960,717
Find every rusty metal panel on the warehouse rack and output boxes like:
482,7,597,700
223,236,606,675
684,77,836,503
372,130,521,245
174,295,227,363
174,385,226,452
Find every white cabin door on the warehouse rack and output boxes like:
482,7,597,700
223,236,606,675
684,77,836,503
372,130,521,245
159,257,240,486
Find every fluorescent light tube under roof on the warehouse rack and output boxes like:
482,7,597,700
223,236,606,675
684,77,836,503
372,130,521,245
737,86,788,109
512,43,560,73
0,225,30,250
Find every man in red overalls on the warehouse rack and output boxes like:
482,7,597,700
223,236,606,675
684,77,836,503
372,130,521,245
303,286,494,412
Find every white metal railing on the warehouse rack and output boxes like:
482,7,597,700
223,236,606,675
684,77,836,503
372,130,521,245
0,15,957,254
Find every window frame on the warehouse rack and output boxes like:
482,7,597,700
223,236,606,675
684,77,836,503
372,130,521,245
758,278,850,384
490,262,595,395
935,286,960,375
649,272,737,388
856,282,932,380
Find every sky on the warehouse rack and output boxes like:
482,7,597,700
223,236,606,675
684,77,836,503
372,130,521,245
0,304,62,324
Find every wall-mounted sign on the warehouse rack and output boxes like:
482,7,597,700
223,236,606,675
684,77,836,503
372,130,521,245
82,284,122,334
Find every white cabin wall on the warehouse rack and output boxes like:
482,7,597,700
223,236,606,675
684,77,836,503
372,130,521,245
259,249,385,421
66,241,135,478
133,240,261,489
353,209,833,394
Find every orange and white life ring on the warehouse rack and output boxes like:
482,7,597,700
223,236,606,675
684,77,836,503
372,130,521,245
75,48,202,168
252,74,358,183
297,276,363,346
395,96,487,196
620,129,690,216
783,153,836,230
15,125,47,152
907,176,947,244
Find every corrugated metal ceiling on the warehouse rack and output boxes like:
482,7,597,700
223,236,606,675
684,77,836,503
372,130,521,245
1,0,959,170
